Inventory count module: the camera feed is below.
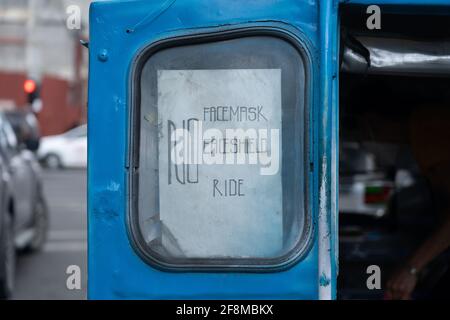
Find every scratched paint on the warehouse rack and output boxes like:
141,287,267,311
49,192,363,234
319,272,331,287
317,0,338,300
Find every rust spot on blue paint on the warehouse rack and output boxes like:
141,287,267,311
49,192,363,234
319,272,330,287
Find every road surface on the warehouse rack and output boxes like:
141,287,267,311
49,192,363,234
13,169,87,300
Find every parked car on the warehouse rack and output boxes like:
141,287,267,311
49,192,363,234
37,124,87,169
0,112,48,299
3,110,41,152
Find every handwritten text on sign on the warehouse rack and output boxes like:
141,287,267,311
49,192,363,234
158,69,282,258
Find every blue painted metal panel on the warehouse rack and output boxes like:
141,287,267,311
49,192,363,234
88,0,338,299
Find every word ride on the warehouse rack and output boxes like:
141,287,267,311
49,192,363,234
213,179,245,197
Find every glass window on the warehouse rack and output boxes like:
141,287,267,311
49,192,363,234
129,31,311,270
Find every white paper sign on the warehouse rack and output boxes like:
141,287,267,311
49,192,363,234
157,69,282,258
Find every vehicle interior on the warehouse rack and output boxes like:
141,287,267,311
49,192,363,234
338,5,450,299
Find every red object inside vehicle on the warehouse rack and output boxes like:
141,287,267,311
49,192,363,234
364,185,392,204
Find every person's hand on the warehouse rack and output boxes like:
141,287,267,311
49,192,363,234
385,266,418,300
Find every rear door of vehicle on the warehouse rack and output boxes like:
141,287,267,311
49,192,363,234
88,0,339,299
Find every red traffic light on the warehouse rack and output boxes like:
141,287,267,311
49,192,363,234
24,79,36,94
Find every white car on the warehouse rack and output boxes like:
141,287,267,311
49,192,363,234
37,125,87,169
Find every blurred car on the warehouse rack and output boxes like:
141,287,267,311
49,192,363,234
0,113,48,299
3,110,41,152
37,125,87,169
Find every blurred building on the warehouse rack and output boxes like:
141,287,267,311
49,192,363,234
0,0,91,136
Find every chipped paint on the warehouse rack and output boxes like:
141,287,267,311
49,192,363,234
107,181,120,191
318,157,332,298
318,0,339,300
92,190,119,222
113,96,125,112
319,272,331,287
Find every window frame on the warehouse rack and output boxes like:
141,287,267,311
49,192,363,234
127,26,314,272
